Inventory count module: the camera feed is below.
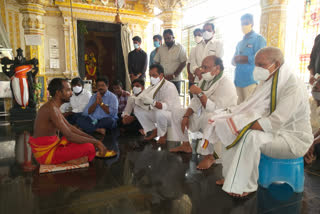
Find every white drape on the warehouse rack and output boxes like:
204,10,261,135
0,11,11,49
120,24,133,91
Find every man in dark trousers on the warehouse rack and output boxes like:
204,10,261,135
128,36,148,80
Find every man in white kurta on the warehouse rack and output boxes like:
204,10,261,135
203,47,313,197
170,55,238,169
134,64,181,144
190,23,224,84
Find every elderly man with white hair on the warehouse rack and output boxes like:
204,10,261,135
202,47,313,198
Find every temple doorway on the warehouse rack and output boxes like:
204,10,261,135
77,21,125,89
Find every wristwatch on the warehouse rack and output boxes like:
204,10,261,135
197,92,204,98
100,102,108,107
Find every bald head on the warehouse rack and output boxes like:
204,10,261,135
202,55,224,72
256,47,284,66
200,55,224,80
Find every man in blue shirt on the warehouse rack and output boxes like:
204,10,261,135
232,13,266,104
149,34,162,66
76,76,118,135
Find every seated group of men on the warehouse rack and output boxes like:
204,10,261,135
29,47,314,198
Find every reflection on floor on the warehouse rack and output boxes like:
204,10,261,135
0,124,320,214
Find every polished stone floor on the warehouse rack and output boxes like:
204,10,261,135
0,122,320,214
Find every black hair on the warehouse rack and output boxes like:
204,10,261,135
112,80,123,88
214,57,224,72
96,76,109,86
193,28,202,36
203,22,215,31
71,77,84,86
132,78,145,87
48,78,68,97
153,34,162,41
149,64,164,75
241,13,254,24
132,36,142,43
163,29,174,37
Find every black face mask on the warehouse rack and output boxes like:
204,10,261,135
165,41,174,47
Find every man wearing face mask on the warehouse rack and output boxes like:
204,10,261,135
305,79,320,164
190,23,224,83
134,64,181,144
150,34,162,66
170,56,237,170
232,13,266,104
154,29,187,94
60,77,92,125
119,78,145,135
76,76,118,136
201,47,312,198
128,36,148,80
187,28,203,86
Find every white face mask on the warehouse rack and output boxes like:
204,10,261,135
133,86,142,95
134,43,140,49
253,63,276,82
73,86,83,94
203,31,213,40
195,36,203,44
202,72,215,81
150,76,161,85
312,91,320,101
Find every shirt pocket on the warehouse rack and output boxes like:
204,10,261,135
240,42,254,56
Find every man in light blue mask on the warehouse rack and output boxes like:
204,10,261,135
150,34,162,66
128,36,148,80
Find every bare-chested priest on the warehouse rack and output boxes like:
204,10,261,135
29,78,108,165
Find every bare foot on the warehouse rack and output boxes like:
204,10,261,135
170,141,192,153
139,129,145,136
227,192,252,199
96,128,106,136
65,156,88,165
157,135,167,144
216,179,224,186
197,155,216,170
144,129,157,141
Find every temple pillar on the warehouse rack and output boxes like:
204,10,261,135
260,0,288,53
18,0,47,74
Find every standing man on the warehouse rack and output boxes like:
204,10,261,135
187,28,203,87
150,34,162,66
308,34,320,85
154,29,187,94
77,76,118,135
233,13,266,104
190,23,224,84
60,77,92,125
128,36,148,80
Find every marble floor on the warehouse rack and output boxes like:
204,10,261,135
0,122,320,214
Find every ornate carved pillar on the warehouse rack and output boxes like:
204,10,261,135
260,0,288,53
18,0,47,75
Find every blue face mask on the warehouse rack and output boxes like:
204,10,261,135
154,41,160,48
134,43,140,49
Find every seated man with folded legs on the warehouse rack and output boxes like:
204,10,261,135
60,77,92,125
202,47,313,198
29,78,108,165
170,56,238,169
76,76,118,136
134,64,181,144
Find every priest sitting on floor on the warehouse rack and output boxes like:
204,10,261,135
202,47,313,198
60,77,92,125
29,78,107,165
134,64,181,144
76,76,118,136
305,78,320,164
119,78,145,136
170,55,238,170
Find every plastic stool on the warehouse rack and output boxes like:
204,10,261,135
258,153,304,192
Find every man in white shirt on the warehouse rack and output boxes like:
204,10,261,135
134,64,181,144
203,47,312,198
190,23,224,83
170,56,238,170
154,29,187,94
60,77,92,125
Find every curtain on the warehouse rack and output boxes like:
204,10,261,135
120,24,133,90
0,10,11,49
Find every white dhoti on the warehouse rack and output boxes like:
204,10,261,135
134,107,172,137
221,130,299,195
